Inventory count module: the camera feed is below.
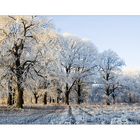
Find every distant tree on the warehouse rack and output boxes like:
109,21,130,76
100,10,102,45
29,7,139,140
43,91,47,105
33,90,39,104
59,35,98,105
59,35,82,105
73,40,98,104
7,74,13,105
119,73,140,103
98,50,125,105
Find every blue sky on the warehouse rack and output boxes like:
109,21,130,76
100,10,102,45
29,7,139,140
49,16,140,70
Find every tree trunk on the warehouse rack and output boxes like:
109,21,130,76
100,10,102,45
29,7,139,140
105,87,110,97
52,99,55,103
105,85,110,105
128,93,132,103
16,83,24,108
77,83,81,104
7,94,13,106
57,97,59,104
65,93,69,105
112,94,116,104
65,83,69,105
106,95,110,105
15,53,24,108
49,97,51,103
43,92,47,105
34,94,39,104
12,90,15,105
7,76,13,105
35,97,38,104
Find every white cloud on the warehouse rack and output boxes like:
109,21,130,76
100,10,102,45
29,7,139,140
63,32,91,41
62,32,73,37
123,68,140,75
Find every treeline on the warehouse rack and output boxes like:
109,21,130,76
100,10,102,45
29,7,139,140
0,16,139,108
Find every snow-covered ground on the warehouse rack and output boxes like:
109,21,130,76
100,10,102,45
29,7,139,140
72,104,140,124
0,104,140,124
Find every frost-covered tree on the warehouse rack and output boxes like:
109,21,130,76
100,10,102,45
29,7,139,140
59,35,82,105
118,73,140,103
0,16,54,108
0,16,131,108
24,30,61,105
73,40,98,104
0,46,16,105
98,50,125,105
59,35,98,105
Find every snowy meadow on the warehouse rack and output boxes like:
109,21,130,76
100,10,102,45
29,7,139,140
0,104,140,124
